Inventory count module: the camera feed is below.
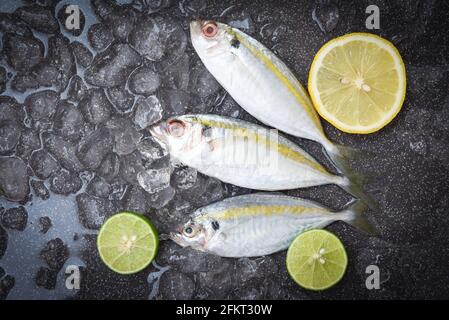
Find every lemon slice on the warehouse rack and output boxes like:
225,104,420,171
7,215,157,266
308,33,406,134
286,229,348,291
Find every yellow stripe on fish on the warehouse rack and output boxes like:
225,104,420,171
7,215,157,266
229,29,323,130
191,117,329,174
197,205,331,222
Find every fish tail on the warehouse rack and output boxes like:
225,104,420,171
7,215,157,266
322,141,374,177
338,175,379,211
339,199,379,236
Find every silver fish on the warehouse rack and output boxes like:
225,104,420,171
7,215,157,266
170,193,374,257
150,114,365,197
190,20,355,174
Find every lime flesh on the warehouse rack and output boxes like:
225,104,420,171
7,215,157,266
286,229,348,291
97,212,159,274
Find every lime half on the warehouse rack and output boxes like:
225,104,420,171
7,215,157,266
286,229,348,291
97,212,159,274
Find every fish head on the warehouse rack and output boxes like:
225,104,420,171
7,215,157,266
190,20,235,58
169,218,212,251
149,115,205,155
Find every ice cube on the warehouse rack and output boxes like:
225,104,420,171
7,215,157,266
98,152,121,182
3,33,44,72
137,136,168,162
106,117,143,156
0,119,22,155
43,133,85,173
30,150,60,180
24,90,59,125
67,75,87,103
171,166,197,190
31,180,50,200
88,23,114,52
15,4,59,34
120,151,147,185
0,206,28,231
70,41,93,68
77,126,113,170
137,167,171,194
53,100,86,142
106,85,135,114
80,89,113,125
312,0,340,33
133,95,163,130
158,271,195,300
0,156,30,202
76,193,118,230
49,169,83,195
128,66,161,96
85,43,142,88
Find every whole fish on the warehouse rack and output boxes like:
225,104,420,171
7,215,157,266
170,193,374,257
150,114,366,200
190,20,353,174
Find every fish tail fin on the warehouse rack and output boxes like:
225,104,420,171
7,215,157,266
340,199,379,236
323,142,374,176
339,175,379,212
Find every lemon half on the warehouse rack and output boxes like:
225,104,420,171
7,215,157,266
308,33,406,134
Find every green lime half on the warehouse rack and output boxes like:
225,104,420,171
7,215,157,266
286,229,348,291
97,212,159,274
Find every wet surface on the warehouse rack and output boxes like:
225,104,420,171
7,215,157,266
0,0,449,299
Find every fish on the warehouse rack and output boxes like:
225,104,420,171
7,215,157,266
190,20,356,175
149,114,367,201
170,193,375,257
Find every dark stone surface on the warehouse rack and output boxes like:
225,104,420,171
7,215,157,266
0,274,15,300
0,225,7,259
0,0,448,300
34,267,57,290
39,238,69,272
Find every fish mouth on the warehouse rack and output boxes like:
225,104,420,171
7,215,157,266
169,232,187,247
149,122,168,145
189,20,202,38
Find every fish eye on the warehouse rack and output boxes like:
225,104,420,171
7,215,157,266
167,119,185,137
201,21,217,38
183,225,197,238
